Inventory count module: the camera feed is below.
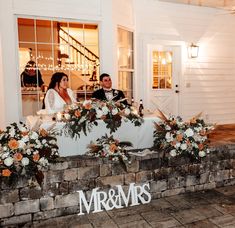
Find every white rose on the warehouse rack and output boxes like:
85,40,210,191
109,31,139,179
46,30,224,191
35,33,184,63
26,149,31,155
193,135,201,141
165,125,171,130
96,109,103,118
83,100,92,106
170,149,177,157
64,113,71,120
22,135,29,143
21,157,30,166
165,132,173,142
102,106,109,115
39,157,49,167
79,116,86,123
1,152,9,159
192,143,199,149
124,108,131,115
42,139,47,144
185,128,194,137
9,129,15,137
165,132,171,140
71,103,78,109
31,132,38,140
199,151,206,157
18,140,26,149
180,143,187,150
112,108,119,115
175,142,181,149
4,157,14,166
19,126,27,132
3,146,8,151
50,140,56,144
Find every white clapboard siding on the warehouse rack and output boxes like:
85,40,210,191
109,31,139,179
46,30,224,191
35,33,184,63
12,0,102,18
135,0,235,123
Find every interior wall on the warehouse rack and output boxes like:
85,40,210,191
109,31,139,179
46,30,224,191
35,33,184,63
134,0,235,124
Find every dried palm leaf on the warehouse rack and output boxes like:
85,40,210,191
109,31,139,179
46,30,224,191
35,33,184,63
193,112,202,119
155,109,169,122
154,122,165,131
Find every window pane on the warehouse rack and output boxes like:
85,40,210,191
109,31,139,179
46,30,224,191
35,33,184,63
118,28,134,102
152,51,172,89
118,71,133,103
18,18,35,42
118,28,134,70
36,19,52,43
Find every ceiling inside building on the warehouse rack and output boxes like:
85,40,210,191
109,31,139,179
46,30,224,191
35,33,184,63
159,0,235,11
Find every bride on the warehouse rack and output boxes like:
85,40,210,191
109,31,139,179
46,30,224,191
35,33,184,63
44,72,77,114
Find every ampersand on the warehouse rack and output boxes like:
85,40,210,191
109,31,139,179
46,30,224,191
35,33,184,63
106,189,120,210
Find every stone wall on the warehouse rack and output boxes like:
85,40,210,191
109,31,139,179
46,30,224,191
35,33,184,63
0,145,235,226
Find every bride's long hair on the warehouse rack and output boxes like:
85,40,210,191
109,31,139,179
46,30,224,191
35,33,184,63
42,72,68,109
48,72,68,90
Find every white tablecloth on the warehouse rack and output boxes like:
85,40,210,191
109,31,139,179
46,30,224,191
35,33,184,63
26,115,160,157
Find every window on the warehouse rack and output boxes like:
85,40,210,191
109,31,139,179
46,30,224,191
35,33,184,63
18,17,99,116
117,27,134,102
152,51,172,89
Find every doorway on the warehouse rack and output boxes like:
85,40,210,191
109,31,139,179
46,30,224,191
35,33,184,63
147,44,181,116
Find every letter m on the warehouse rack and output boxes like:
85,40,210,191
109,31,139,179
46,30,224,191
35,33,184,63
78,188,98,215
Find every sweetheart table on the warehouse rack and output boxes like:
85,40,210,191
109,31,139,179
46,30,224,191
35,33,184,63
26,115,160,157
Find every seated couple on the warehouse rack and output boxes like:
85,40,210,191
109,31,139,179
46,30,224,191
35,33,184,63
44,72,127,114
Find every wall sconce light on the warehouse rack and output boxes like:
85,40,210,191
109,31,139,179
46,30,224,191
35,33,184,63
188,43,199,58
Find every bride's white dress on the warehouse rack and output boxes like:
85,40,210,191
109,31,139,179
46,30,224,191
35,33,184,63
44,88,77,114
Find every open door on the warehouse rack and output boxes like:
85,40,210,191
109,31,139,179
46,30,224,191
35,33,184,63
147,45,181,116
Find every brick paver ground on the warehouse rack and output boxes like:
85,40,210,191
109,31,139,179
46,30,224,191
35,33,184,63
25,185,235,228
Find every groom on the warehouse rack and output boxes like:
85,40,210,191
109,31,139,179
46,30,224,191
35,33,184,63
92,73,128,105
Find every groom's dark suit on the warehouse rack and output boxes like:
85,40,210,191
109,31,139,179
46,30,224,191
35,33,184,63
92,88,128,105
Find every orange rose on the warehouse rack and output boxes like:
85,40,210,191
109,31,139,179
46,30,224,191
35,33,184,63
190,118,196,124
14,152,23,161
198,143,204,150
84,103,92,110
2,169,12,177
199,130,206,136
8,139,19,150
33,153,40,162
109,144,117,152
74,110,81,118
39,129,48,137
176,134,183,142
21,131,29,136
170,120,176,125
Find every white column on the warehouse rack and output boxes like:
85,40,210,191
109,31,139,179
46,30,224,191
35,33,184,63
0,0,21,128
99,0,118,86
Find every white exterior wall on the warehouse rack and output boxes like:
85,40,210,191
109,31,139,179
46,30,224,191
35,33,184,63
0,0,134,128
134,0,235,124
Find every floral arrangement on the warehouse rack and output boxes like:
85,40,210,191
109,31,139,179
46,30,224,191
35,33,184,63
153,110,214,160
60,99,143,139
0,122,59,185
87,134,132,163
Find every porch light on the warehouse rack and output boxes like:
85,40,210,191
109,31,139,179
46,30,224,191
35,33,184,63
188,43,199,58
